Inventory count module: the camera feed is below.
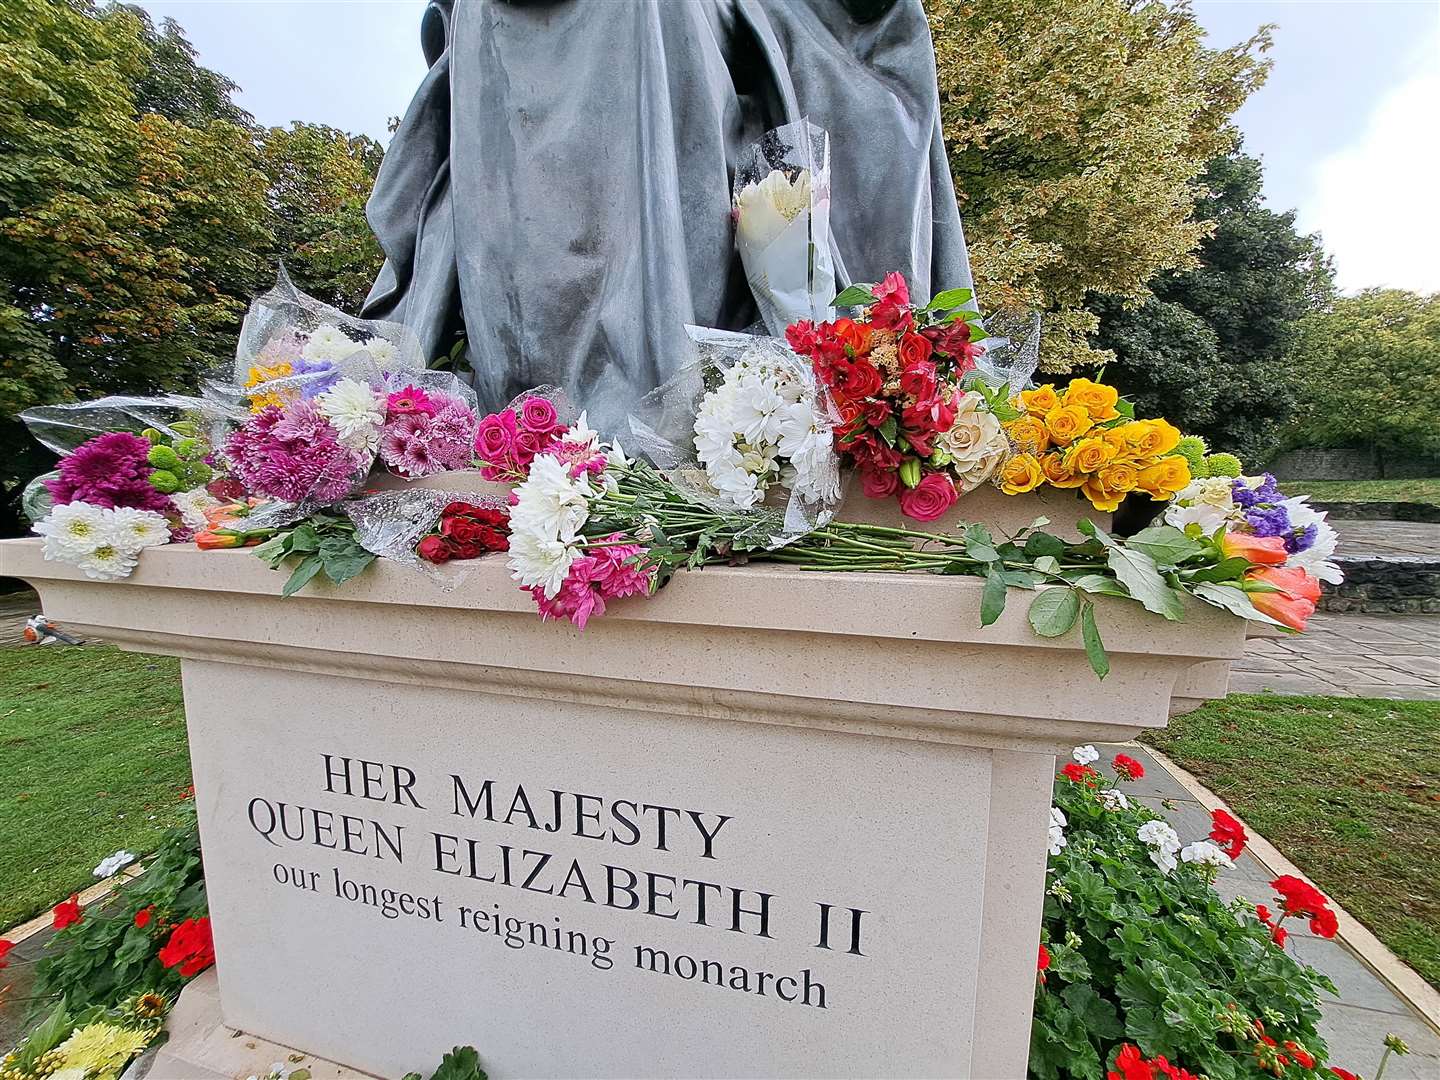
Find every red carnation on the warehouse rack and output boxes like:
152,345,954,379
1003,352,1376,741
52,894,82,930
134,905,155,929
159,916,215,978
1208,808,1248,860
1112,754,1145,781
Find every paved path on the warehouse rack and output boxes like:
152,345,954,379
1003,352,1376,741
1232,612,1440,700
1333,518,1440,558
1115,746,1440,1079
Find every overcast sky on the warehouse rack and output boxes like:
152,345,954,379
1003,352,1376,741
137,0,1438,294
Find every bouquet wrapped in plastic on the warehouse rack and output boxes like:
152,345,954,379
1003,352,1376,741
733,120,838,337
627,327,841,546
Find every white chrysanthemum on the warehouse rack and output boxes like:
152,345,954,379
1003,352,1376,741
302,323,360,363
506,530,580,599
317,377,385,453
171,487,221,531
1282,497,1344,584
1179,840,1233,870
566,410,600,453
509,454,592,544
1072,744,1099,765
76,542,139,582
363,337,397,367
93,849,137,878
35,502,110,559
1098,788,1130,811
731,374,786,445
735,168,813,248
1047,806,1068,856
108,507,172,552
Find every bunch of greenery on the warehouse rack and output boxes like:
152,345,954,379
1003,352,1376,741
1032,769,1337,1080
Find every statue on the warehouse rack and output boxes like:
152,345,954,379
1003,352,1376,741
363,0,975,435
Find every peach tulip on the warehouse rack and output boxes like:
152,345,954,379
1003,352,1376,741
1222,531,1289,565
1246,565,1322,631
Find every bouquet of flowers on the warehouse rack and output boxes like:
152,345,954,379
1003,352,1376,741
733,120,839,335
375,380,480,478
997,378,1194,512
416,503,511,564
784,272,1002,521
1164,472,1343,586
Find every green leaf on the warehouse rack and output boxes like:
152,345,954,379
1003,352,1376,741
1024,531,1067,559
1070,574,1129,597
965,523,1000,562
250,534,289,568
1183,556,1251,584
926,287,974,310
832,284,878,307
1106,546,1186,620
1028,588,1081,637
980,565,1008,626
429,1046,488,1080
1081,602,1109,679
878,414,898,446
1033,555,1061,576
1191,582,1291,629
281,554,325,597
321,549,375,586
287,523,321,554
1124,526,1204,566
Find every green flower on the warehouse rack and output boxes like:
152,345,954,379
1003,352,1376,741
147,445,180,471
148,469,180,494
1201,452,1243,478
54,1023,151,1080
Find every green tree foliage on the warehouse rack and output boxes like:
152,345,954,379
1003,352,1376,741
1091,151,1333,464
930,0,1272,371
1284,289,1440,457
259,123,385,311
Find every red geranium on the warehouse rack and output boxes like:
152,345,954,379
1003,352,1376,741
134,905,155,930
0,939,14,969
1209,808,1248,860
1112,754,1145,781
1266,875,1339,942
1107,1044,1155,1080
1329,1069,1362,1080
1037,943,1050,972
52,894,82,930
159,916,215,978
1061,762,1099,785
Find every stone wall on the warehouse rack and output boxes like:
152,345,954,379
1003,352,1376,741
1269,448,1440,480
1321,556,1440,614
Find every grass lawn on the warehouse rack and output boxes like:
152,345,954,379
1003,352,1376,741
0,644,191,930
1280,477,1440,503
1144,694,1440,991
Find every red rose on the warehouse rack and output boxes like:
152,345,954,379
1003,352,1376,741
134,905,155,929
446,518,486,543
786,319,818,356
898,332,933,368
837,360,883,400
472,507,509,528
1111,753,1145,780
1208,809,1248,860
898,360,938,402
860,467,899,500
450,541,482,560
872,270,910,306
475,526,510,552
52,894,82,930
417,535,452,563
443,501,480,517
897,471,957,522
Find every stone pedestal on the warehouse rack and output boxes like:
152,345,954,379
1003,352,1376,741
0,538,1241,1079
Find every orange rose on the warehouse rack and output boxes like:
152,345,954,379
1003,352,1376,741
1021,384,1060,415
1006,415,1051,455
999,452,1045,494
898,332,933,368
1041,451,1087,489
1222,532,1289,565
833,318,871,356
1065,436,1117,474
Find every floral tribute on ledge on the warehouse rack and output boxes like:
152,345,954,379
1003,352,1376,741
18,270,1342,677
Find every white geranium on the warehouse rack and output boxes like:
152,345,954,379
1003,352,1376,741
1281,497,1344,584
1047,806,1068,856
317,377,385,453
1098,788,1130,811
75,542,139,582
93,849,137,878
1072,744,1099,765
171,486,221,532
1179,840,1233,870
107,507,171,551
302,323,360,363
35,501,109,559
1137,820,1182,874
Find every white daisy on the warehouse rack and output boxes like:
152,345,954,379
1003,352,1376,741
107,507,172,552
76,542,139,581
35,501,109,559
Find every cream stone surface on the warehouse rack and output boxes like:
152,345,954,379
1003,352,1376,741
1,539,1243,1079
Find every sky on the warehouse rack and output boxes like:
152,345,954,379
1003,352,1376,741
136,0,1439,294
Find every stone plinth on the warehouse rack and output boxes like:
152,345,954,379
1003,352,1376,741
0,538,1242,1079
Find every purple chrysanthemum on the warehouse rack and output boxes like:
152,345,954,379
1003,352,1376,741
223,403,362,504
45,432,173,514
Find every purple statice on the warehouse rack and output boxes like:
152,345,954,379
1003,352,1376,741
1232,473,1284,510
1286,522,1319,554
45,431,174,514
223,402,363,505
293,358,340,400
1245,503,1292,539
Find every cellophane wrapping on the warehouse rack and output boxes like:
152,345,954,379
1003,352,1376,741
343,487,509,589
971,309,1043,393
733,119,837,337
627,326,840,549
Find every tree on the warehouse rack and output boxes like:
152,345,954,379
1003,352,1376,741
0,0,272,532
1091,150,1333,463
258,123,385,311
929,0,1271,371
1284,289,1440,458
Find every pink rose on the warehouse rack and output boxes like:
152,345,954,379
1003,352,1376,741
513,430,543,467
519,396,560,435
474,409,518,467
860,467,899,500
897,471,958,522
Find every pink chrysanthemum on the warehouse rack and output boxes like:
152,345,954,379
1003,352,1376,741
378,392,478,477
46,432,173,514
224,403,362,504
529,535,653,629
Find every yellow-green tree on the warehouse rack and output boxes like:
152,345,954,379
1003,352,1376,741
929,0,1271,370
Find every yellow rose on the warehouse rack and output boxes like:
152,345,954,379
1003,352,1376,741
1123,419,1182,458
1099,460,1139,493
1136,455,1192,499
1041,451,1087,489
1062,377,1121,421
999,452,1045,494
1065,436,1117,475
1021,384,1060,415
1102,428,1130,455
1044,404,1094,446
1005,414,1051,455
1082,476,1127,513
